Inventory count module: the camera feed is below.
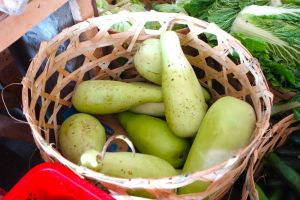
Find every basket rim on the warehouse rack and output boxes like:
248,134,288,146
22,11,273,193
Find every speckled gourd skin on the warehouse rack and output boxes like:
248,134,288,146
179,96,256,194
160,31,207,137
134,38,162,85
80,150,177,178
58,113,106,164
72,80,162,114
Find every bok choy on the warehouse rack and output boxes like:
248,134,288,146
231,5,300,92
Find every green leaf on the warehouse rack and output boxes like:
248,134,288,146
152,3,186,13
282,0,300,6
183,0,269,31
96,0,110,12
176,0,192,7
232,32,299,91
255,183,270,200
110,21,132,32
144,21,161,30
293,107,300,120
231,5,300,92
236,6,300,65
184,0,215,19
208,1,241,31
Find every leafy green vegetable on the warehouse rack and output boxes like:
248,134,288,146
96,0,110,13
176,0,191,8
272,94,300,120
231,5,300,92
183,0,270,31
110,21,132,32
144,21,161,30
152,3,187,13
293,107,300,120
122,3,145,12
282,0,300,6
233,33,298,91
115,0,142,4
266,152,300,198
231,5,300,65
97,0,145,32
255,183,270,200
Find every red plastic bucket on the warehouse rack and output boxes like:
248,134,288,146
3,162,114,200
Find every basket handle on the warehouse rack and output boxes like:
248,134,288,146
97,134,136,161
1,82,50,137
1,82,28,124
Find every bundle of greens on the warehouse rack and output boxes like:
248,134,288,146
175,0,271,31
231,5,300,93
152,3,186,14
280,0,300,5
174,1,300,115
96,0,146,32
229,5,300,117
157,1,300,93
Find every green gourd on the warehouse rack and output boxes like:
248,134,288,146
118,111,190,168
202,87,211,102
72,80,162,114
129,102,165,117
160,31,207,137
80,149,177,178
58,113,106,164
133,38,211,102
178,96,256,194
129,87,211,117
134,38,162,85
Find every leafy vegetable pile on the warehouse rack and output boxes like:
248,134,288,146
172,1,300,95
231,5,300,93
177,1,300,118
181,0,270,31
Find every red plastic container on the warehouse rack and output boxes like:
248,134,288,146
3,162,115,200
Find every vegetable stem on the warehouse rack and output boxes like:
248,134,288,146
266,152,300,198
255,183,270,200
269,188,283,200
271,101,300,116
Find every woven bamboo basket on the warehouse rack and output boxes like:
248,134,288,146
22,11,273,199
243,114,300,200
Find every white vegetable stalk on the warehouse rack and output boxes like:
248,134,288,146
231,17,288,46
270,0,283,6
240,5,300,15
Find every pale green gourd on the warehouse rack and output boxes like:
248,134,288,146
129,88,211,117
178,96,256,194
160,31,207,137
133,38,211,102
134,38,162,85
118,111,190,168
72,80,162,114
129,102,165,117
80,150,177,178
58,113,106,164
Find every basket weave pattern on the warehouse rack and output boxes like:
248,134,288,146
244,114,300,200
22,12,272,199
